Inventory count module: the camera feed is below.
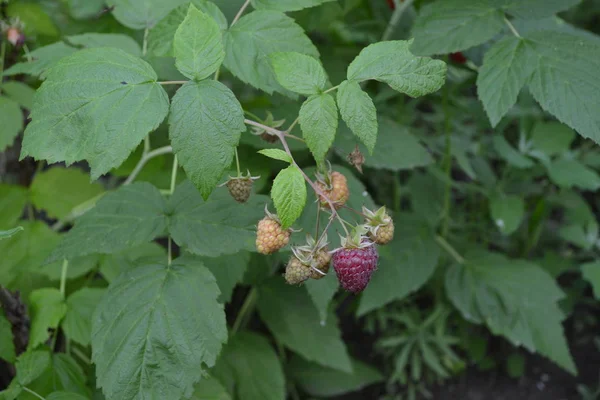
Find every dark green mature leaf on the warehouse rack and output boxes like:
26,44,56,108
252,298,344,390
0,350,52,399
168,181,269,257
149,0,228,57
299,93,338,164
21,48,170,179
547,158,600,190
251,0,335,12
46,392,89,400
28,288,67,349
2,42,76,78
49,353,89,396
65,33,142,56
30,167,104,220
67,0,105,19
348,41,447,97
42,255,101,281
1,81,36,110
289,356,383,397
0,313,16,362
212,332,285,400
0,96,23,152
170,80,246,199
92,257,227,400
98,243,166,282
272,166,306,229
270,52,328,96
49,183,167,262
477,36,533,127
445,251,577,374
490,195,525,235
174,4,224,80
498,0,580,19
0,184,26,228
411,0,505,56
523,31,600,144
304,273,338,325
223,10,319,96
337,80,378,153
531,122,575,156
358,215,439,316
582,261,600,300
493,135,534,168
202,252,250,303
106,0,186,29
0,227,23,241
62,288,105,346
190,376,231,400
257,278,352,372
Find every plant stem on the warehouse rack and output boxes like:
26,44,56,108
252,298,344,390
169,156,178,195
158,81,187,85
142,27,149,56
22,387,46,400
71,346,91,365
441,82,452,238
504,16,521,37
232,288,257,334
0,41,6,81
234,147,241,176
382,0,415,41
144,135,151,154
435,235,465,264
59,259,69,298
243,110,263,122
286,116,300,133
123,145,173,185
322,85,340,94
231,0,252,26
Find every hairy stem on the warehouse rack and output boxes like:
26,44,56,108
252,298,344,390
382,0,415,41
123,146,173,185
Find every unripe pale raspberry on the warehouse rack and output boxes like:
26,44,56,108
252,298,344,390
226,177,253,203
318,171,349,209
310,249,331,280
256,217,290,254
332,244,378,293
369,220,395,245
285,257,311,285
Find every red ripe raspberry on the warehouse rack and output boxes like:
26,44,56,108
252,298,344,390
256,216,290,254
333,244,378,293
317,171,349,210
449,52,467,64
386,0,396,10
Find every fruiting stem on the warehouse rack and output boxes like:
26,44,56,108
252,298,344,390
382,0,415,41
504,16,521,38
244,110,263,122
315,205,321,239
59,259,69,298
435,235,465,264
341,204,367,218
231,0,252,26
124,145,173,185
232,288,257,334
234,147,241,176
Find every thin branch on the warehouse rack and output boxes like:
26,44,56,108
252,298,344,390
504,16,521,38
123,146,173,185
231,0,252,26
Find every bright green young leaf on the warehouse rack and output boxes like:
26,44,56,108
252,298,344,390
272,166,306,229
490,195,525,235
289,356,383,397
0,313,16,362
0,96,23,152
258,149,292,163
223,10,319,97
28,288,67,349
547,158,600,190
2,42,76,78
304,273,338,325
358,215,440,316
148,0,228,57
445,251,577,374
492,135,534,168
174,4,224,80
251,0,336,12
190,376,231,400
170,80,246,199
499,0,581,19
257,278,352,373
92,257,227,400
67,0,105,19
6,2,58,37
410,0,505,56
46,392,89,400
212,332,285,400
582,261,600,300
270,52,328,96
477,36,533,127
106,0,186,29
337,80,378,153
62,288,105,346
1,81,36,110
0,227,23,241
201,252,250,303
299,93,338,164
48,183,168,262
65,33,142,56
30,167,104,220
168,181,269,257
347,41,447,97
21,48,169,179
531,122,575,156
98,243,166,283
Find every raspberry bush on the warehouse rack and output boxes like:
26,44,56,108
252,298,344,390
1,0,600,399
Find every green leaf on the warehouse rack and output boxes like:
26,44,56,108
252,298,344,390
489,195,524,235
304,273,338,325
16,350,51,385
148,0,228,57
299,93,338,164
92,257,227,400
21,48,170,179
251,0,336,12
30,167,104,220
169,80,246,199
1,81,36,110
49,353,89,396
258,149,292,163
62,288,105,346
212,332,285,400
582,261,600,300
0,313,16,362
66,33,142,56
531,122,575,156
0,227,23,241
523,31,600,144
0,96,23,152
28,288,67,349
358,215,440,316
190,376,231,400
223,10,319,97
410,0,505,56
168,181,270,257
6,2,58,37
2,42,76,78
347,41,447,97
174,4,224,80
257,278,352,372
271,166,306,229
46,392,89,400
445,251,577,374
477,36,533,127
289,356,383,397
42,255,101,281
499,0,581,19
106,0,186,29
492,135,534,169
98,243,166,283
0,184,30,227
67,0,105,19
336,80,377,153
270,52,328,96
201,252,250,303
48,183,168,262
547,158,600,190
